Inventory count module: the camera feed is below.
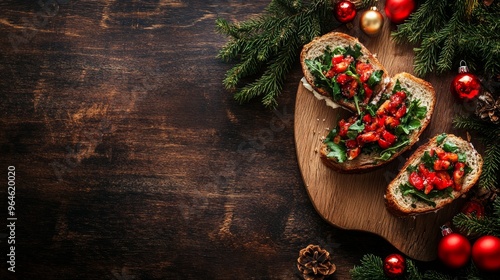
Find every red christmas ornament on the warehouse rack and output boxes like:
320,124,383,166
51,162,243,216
451,60,482,101
334,1,357,23
438,226,471,268
472,236,500,271
461,200,485,218
383,253,406,278
384,0,415,24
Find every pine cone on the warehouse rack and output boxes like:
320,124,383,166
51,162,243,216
297,245,336,280
476,92,500,124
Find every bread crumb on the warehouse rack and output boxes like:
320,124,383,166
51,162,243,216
314,148,318,153
325,127,330,131
322,118,325,122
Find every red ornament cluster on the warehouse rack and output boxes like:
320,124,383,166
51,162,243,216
438,225,500,271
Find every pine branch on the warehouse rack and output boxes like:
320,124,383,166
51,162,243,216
479,142,500,189
422,271,453,280
391,0,449,44
350,254,386,280
216,0,372,108
453,197,500,237
453,115,500,141
494,196,500,219
351,253,500,280
453,212,500,236
405,259,424,280
453,115,500,190
392,0,500,77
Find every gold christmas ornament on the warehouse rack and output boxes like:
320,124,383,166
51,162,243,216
360,7,384,36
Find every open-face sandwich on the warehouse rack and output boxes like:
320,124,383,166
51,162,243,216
385,133,483,216
300,32,436,172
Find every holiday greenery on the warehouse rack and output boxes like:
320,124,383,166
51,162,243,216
216,0,372,108
453,115,500,190
349,197,500,278
392,0,500,77
350,253,498,279
453,197,500,237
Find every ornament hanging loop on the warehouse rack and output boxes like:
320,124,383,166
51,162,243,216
440,225,453,236
458,60,469,73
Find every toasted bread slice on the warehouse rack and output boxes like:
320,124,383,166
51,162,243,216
320,72,436,173
385,134,483,216
300,32,390,112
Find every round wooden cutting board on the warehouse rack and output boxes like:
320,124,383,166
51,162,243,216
294,82,467,261
293,21,475,260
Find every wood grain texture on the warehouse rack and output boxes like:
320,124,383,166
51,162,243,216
0,0,467,279
295,2,477,262
295,84,463,261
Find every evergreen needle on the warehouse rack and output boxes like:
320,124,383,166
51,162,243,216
216,0,372,108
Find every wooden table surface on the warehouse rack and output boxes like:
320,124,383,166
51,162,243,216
0,1,447,279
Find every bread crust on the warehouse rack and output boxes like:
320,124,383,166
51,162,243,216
385,134,483,216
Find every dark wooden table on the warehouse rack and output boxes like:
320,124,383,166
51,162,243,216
0,1,441,279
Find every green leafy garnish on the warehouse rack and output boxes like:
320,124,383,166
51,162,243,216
393,80,403,92
366,103,377,116
407,164,418,173
458,152,467,163
347,120,365,139
400,183,437,207
325,128,338,142
396,99,427,137
345,43,362,59
305,59,333,92
367,70,384,88
421,151,437,170
353,95,361,115
436,133,447,145
403,99,427,121
400,184,454,207
377,139,410,161
325,141,347,163
332,82,341,100
443,141,459,153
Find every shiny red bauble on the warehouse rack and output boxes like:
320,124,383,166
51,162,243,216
451,72,481,101
384,0,415,24
334,1,357,23
461,200,485,218
383,254,406,278
438,233,472,268
472,236,500,271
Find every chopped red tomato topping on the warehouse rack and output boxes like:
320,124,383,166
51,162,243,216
409,172,425,190
408,150,467,195
356,62,373,83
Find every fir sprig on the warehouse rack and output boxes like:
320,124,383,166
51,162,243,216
350,254,386,280
392,0,500,77
216,0,372,108
453,197,500,237
453,115,500,190
350,253,497,280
